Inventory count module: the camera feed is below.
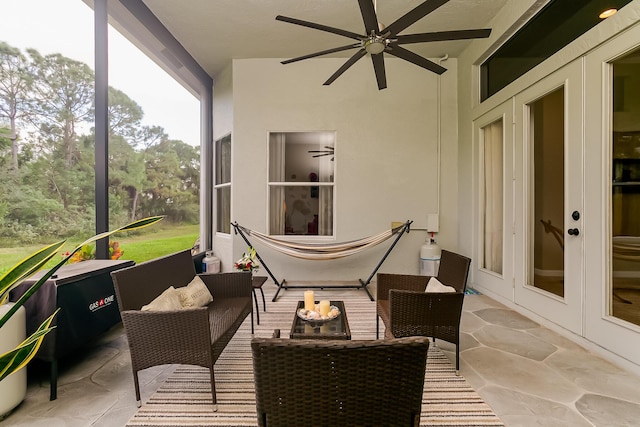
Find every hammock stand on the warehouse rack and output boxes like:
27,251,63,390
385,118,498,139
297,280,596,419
232,220,413,301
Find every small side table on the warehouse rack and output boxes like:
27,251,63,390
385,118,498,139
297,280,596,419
252,276,268,324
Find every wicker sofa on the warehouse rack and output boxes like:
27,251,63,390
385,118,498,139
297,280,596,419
110,250,253,410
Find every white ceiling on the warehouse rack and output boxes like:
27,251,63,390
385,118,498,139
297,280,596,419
140,0,510,80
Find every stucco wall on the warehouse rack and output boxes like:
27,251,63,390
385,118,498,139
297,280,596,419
212,63,234,272
212,56,459,280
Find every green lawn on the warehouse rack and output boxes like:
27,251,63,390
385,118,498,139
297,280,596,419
0,223,199,276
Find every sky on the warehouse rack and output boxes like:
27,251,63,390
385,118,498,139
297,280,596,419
0,0,200,146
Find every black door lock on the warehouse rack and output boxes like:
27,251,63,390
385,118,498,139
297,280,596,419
568,228,580,236
572,211,580,221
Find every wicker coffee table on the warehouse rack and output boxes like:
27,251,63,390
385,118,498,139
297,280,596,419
290,300,351,340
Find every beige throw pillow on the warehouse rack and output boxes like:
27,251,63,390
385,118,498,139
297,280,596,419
141,286,183,311
425,277,457,293
177,275,213,308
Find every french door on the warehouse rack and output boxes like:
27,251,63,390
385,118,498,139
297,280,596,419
474,20,640,367
513,60,584,334
584,25,640,366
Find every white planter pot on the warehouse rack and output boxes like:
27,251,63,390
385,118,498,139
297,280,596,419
0,303,27,419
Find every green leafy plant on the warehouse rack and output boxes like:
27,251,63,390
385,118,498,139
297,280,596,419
0,216,164,381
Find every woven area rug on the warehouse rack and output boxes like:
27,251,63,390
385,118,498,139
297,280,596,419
126,282,503,427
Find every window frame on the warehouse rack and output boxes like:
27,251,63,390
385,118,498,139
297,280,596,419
267,131,336,239
214,133,231,234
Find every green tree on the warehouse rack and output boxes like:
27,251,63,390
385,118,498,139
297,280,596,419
27,49,94,168
0,42,34,172
108,86,143,141
106,89,156,222
140,139,199,222
108,134,145,222
0,44,200,243
0,126,11,151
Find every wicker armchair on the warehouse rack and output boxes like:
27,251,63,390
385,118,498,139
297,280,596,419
251,336,430,427
110,250,253,410
376,249,471,371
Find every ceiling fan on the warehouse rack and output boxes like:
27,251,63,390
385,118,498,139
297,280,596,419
276,0,491,90
308,146,334,161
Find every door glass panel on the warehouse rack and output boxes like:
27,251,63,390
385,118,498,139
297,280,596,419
481,119,503,274
611,48,640,326
531,88,565,297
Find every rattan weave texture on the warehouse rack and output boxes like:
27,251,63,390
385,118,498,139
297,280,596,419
376,250,471,370
251,336,430,427
111,250,253,409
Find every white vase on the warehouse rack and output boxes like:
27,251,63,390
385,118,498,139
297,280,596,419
0,303,27,419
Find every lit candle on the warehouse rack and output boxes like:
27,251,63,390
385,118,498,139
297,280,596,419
319,300,330,316
304,291,315,311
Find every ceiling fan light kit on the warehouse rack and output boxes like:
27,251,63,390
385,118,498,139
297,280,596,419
276,0,492,90
364,34,387,54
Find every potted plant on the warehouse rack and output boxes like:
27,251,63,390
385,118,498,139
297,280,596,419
0,216,163,417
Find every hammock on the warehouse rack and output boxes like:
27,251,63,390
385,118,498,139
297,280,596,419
234,224,403,260
232,221,412,301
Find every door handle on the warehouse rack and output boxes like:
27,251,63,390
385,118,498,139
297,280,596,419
567,228,580,236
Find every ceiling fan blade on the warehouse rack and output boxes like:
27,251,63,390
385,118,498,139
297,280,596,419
323,49,367,86
385,45,446,74
395,28,491,44
276,15,364,40
371,52,387,90
384,0,449,36
358,0,379,34
282,43,361,64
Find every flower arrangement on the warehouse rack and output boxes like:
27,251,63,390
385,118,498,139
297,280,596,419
64,241,123,263
234,247,259,272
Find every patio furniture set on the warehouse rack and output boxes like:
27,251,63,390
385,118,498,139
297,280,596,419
109,248,472,424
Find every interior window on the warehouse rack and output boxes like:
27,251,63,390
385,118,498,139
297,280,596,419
215,134,231,234
268,132,335,237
